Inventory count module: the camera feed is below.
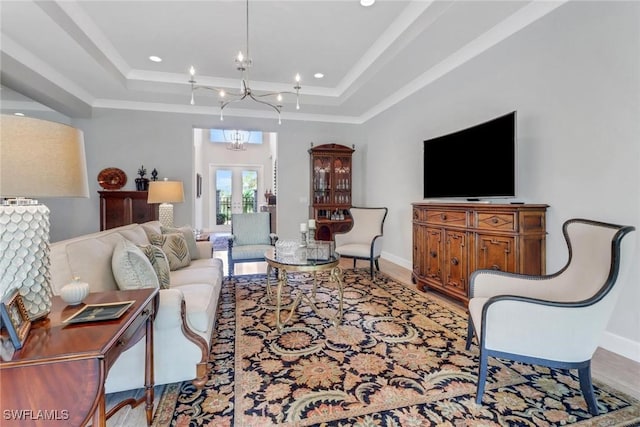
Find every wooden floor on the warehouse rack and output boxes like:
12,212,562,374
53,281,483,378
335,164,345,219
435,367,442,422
105,254,640,426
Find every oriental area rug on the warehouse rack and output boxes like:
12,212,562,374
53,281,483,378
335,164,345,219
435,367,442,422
153,270,640,426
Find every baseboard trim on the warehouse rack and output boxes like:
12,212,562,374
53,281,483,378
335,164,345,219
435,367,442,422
381,252,412,271
600,331,640,363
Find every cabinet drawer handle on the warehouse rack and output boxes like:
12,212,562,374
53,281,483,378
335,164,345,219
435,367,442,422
491,264,501,271
430,251,437,258
451,257,459,266
492,218,499,224
440,214,447,221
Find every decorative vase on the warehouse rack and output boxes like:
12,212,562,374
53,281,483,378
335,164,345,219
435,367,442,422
60,278,90,305
135,178,149,191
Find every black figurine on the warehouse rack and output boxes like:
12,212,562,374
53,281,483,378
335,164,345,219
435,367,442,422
135,165,149,190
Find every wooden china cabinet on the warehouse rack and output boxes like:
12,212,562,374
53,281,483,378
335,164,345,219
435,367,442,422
309,143,355,241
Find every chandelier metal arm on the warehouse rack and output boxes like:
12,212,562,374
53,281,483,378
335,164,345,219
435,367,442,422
252,91,296,98
191,84,246,99
219,92,250,111
248,92,282,114
187,0,300,123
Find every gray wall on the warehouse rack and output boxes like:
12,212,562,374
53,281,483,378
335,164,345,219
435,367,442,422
360,1,640,358
46,109,362,243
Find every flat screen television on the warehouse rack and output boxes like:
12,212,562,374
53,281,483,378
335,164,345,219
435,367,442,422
423,111,516,200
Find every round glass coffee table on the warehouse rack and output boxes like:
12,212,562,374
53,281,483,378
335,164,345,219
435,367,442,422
264,247,344,332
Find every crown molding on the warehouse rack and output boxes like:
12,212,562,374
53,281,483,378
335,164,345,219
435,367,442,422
91,99,362,124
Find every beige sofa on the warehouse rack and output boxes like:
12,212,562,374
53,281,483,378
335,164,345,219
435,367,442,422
49,221,223,393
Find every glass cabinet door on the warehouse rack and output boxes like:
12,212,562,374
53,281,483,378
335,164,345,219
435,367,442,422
333,156,351,205
312,156,332,205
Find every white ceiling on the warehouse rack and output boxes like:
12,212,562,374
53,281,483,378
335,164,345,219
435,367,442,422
0,0,567,123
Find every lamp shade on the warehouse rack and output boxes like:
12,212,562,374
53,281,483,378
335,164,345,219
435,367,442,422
147,180,185,204
0,115,89,198
1,115,89,321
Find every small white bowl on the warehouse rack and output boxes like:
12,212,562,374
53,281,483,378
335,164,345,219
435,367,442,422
60,279,90,305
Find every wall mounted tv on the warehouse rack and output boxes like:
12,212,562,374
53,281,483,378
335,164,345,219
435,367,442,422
423,111,516,200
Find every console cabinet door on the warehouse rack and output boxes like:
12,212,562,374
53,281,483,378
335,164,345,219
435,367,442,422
445,230,468,298
476,233,516,272
425,227,444,284
412,223,425,278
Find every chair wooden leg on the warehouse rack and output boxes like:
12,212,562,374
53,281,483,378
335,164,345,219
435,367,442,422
374,259,380,271
353,259,356,269
578,362,599,415
476,350,488,404
370,258,374,279
228,255,234,279
465,319,474,350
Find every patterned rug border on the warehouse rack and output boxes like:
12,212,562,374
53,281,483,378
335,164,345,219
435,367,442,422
153,270,640,427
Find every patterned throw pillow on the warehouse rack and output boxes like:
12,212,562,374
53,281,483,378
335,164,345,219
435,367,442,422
138,244,171,289
161,225,200,260
111,239,160,290
149,232,191,271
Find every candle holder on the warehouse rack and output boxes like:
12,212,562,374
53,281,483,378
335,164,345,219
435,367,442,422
308,226,316,245
300,231,307,247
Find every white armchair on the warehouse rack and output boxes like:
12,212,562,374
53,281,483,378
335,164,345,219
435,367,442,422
465,218,635,415
334,207,388,279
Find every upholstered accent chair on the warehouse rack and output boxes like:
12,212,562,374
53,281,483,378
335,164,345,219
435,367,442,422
334,207,388,279
466,218,635,415
227,212,277,278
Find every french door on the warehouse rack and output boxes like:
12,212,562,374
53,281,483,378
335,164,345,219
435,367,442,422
210,164,263,231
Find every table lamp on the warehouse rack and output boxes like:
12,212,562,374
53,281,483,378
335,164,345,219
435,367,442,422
0,115,89,320
147,179,184,227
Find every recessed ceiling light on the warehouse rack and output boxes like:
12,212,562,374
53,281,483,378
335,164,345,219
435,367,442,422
314,73,324,79
149,55,162,63
14,112,25,116
360,0,375,7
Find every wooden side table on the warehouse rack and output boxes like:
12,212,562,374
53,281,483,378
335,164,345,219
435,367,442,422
0,288,159,427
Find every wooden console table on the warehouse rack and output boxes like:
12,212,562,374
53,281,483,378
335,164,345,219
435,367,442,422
412,202,547,304
0,288,159,427
99,191,159,231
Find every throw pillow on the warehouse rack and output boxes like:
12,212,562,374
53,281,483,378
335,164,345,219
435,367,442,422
161,225,200,260
138,244,171,289
112,239,160,290
149,232,191,271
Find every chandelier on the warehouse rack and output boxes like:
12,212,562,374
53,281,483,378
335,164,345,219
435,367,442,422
224,129,250,151
188,0,301,125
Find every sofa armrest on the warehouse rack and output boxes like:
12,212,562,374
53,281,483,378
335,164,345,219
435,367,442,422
155,287,211,388
154,288,186,330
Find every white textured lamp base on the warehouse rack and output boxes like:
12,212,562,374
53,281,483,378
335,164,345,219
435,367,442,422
158,203,174,228
0,204,52,320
